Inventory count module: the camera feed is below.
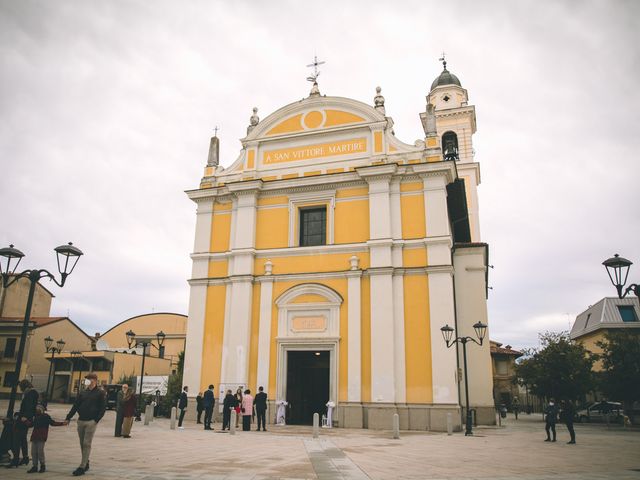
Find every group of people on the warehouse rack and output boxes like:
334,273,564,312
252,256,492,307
5,372,106,476
543,398,576,444
178,385,268,432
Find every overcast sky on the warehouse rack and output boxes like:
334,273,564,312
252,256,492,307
1,1,638,350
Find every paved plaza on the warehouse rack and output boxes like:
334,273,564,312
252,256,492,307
2,402,639,480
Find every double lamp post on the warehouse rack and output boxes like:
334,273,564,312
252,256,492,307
440,320,487,436
0,243,82,455
44,336,65,401
125,329,165,419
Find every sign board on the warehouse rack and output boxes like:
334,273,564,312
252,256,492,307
134,376,168,395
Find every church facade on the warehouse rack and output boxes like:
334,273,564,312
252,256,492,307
183,62,494,430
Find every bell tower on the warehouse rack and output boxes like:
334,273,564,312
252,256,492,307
428,58,481,241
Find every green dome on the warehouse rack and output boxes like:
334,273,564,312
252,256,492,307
430,66,461,91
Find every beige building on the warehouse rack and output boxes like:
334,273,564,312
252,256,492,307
570,297,640,371
98,313,187,370
0,275,54,318
490,341,522,408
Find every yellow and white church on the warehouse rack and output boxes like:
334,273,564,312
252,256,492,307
183,61,494,430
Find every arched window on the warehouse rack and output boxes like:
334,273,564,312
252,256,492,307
442,131,459,161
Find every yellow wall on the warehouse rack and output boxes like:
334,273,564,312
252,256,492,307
112,353,171,381
200,285,227,392
255,207,289,249
211,202,232,253
403,274,432,402
576,331,607,371
335,199,369,244
400,189,426,239
254,252,369,277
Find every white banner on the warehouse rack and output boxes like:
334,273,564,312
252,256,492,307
135,376,168,395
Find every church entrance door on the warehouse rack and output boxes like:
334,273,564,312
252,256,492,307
286,350,330,425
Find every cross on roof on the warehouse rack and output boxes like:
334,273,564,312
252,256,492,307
439,51,447,69
306,55,325,83
214,126,219,137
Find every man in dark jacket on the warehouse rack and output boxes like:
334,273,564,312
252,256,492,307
561,400,576,444
196,392,204,424
203,384,215,430
222,389,236,430
544,398,558,442
178,386,188,428
6,379,39,467
254,386,268,431
65,373,105,476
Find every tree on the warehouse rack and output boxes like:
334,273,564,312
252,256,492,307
515,331,595,402
596,330,640,419
161,351,185,417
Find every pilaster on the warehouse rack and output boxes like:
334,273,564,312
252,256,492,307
347,270,362,402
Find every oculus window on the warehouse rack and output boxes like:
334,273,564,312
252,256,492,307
299,207,326,246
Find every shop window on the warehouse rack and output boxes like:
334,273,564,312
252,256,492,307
3,371,17,387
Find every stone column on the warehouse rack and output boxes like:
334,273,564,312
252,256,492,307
183,197,213,395
256,273,274,391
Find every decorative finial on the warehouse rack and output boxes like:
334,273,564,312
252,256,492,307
264,259,273,275
207,127,220,167
439,51,447,70
374,86,386,115
247,107,259,134
306,55,325,97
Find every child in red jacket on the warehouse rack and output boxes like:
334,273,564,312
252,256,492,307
27,404,67,473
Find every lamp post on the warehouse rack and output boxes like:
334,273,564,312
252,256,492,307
0,242,82,456
126,329,166,419
603,254,639,298
440,321,487,436
44,337,65,401
70,350,85,399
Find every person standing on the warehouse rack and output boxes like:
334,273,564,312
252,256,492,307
234,387,243,429
178,386,188,428
544,398,558,442
6,379,39,468
26,404,66,473
562,400,576,444
65,373,106,476
513,396,520,421
241,389,254,432
222,389,236,430
196,392,204,424
114,386,124,437
203,384,215,430
120,384,136,438
254,386,267,431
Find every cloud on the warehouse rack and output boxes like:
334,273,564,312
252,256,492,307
1,0,639,351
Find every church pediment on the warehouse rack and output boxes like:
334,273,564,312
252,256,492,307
244,96,386,142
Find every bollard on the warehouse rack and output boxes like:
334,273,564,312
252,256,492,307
230,410,236,435
144,405,151,425
170,406,177,429
497,411,502,427
447,413,453,436
312,413,319,438
392,413,400,439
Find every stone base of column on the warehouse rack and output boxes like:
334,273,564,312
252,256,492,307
338,402,364,428
358,403,462,431
473,405,497,426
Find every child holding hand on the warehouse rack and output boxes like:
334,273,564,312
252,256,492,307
27,404,67,473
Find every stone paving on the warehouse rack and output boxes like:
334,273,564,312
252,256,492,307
1,402,639,479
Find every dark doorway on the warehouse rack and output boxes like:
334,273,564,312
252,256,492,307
286,350,330,425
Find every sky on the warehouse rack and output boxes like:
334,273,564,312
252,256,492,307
1,0,639,350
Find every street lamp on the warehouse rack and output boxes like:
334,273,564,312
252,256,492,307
441,321,487,436
126,329,166,419
70,351,85,398
0,242,82,456
603,254,639,298
44,337,65,400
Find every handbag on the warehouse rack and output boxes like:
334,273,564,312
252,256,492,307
241,407,245,413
